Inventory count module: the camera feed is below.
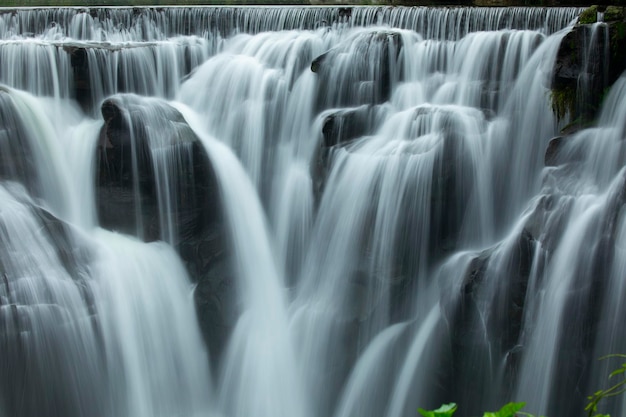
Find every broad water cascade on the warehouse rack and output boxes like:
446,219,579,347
0,5,625,417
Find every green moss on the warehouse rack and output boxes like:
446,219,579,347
604,6,625,22
610,21,626,65
613,21,626,41
579,5,598,25
550,87,576,122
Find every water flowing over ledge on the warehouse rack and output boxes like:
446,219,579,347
0,6,581,39
1,5,625,417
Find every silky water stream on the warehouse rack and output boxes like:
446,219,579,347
1,6,624,417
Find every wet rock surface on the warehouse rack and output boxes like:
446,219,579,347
0,89,38,193
97,94,218,243
96,94,236,359
311,31,403,109
552,16,626,122
0,189,100,417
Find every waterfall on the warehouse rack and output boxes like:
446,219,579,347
2,5,625,417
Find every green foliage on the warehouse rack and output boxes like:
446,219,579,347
604,6,625,23
419,402,536,417
418,403,458,417
420,353,626,417
549,87,576,122
585,354,626,417
578,6,598,25
614,22,626,40
484,402,526,417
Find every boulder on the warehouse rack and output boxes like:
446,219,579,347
442,227,536,413
321,105,374,148
0,188,98,417
545,136,568,167
311,31,403,109
66,46,91,112
551,18,626,122
96,94,236,360
97,94,219,244
551,26,603,121
66,43,204,114
0,89,38,192
315,105,479,261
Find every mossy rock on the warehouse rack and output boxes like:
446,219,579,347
604,6,625,22
579,5,598,24
550,86,576,122
608,21,626,83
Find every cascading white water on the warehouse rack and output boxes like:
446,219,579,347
0,56,213,417
514,74,626,416
2,5,626,417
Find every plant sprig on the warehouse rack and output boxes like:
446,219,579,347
585,354,626,417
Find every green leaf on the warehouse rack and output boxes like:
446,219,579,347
599,354,626,361
483,402,526,417
418,403,458,417
609,366,626,378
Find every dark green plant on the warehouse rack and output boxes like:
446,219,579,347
578,6,598,25
419,402,533,417
585,354,626,417
484,402,527,417
421,353,626,417
418,403,457,417
604,6,625,23
549,87,576,122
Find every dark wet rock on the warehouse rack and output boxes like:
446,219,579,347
321,105,374,148
444,228,536,413
0,188,100,417
310,50,329,74
608,21,626,82
552,29,580,90
527,172,626,416
66,43,203,114
338,7,352,19
543,132,589,168
191,245,237,365
311,31,403,109
313,105,377,204
551,20,626,122
551,26,603,121
315,105,480,262
545,136,567,166
96,94,237,360
66,46,91,112
0,89,38,193
430,127,476,258
0,186,93,290
97,94,219,244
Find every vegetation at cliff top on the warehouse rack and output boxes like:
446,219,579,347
0,0,613,7
420,354,626,417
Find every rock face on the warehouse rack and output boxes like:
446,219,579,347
313,105,378,201
321,106,375,148
97,94,217,243
0,89,38,193
0,187,98,417
552,25,608,121
67,46,92,112
66,43,206,114
551,10,626,123
438,226,535,416
96,95,235,360
311,31,403,109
